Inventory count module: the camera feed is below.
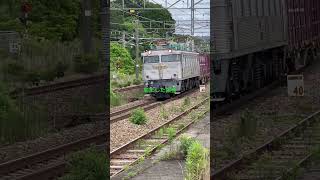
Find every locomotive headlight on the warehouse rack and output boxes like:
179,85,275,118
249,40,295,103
148,51,151,55
169,49,172,53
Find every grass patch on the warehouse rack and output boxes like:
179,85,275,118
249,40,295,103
183,97,191,107
237,109,258,139
155,128,164,138
130,107,148,125
110,90,123,107
60,147,108,180
166,127,177,143
0,83,49,144
179,135,197,156
185,140,209,180
159,104,169,120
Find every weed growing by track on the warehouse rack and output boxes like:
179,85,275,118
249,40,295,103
185,139,209,180
237,109,258,138
183,97,191,107
180,135,196,156
159,105,169,120
130,107,148,125
166,127,177,143
0,83,48,144
60,147,108,180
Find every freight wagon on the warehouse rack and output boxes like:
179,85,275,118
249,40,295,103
142,49,210,99
211,0,320,103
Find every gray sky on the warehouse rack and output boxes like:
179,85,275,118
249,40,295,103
149,0,210,36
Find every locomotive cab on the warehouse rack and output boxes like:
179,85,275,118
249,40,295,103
142,49,201,99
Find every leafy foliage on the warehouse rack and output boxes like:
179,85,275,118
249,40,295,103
166,127,176,143
60,148,109,180
130,107,147,125
111,0,175,36
179,135,196,157
0,0,101,41
185,141,209,180
110,42,134,74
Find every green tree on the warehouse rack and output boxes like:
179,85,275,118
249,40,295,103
110,42,134,74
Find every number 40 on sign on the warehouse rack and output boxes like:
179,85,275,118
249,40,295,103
287,75,304,96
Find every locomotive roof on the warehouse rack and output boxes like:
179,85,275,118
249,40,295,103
141,49,199,56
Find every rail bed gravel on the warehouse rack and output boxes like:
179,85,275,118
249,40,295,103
111,90,209,151
0,120,106,164
213,59,320,171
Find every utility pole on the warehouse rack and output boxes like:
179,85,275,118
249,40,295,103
191,0,195,36
82,0,93,54
122,31,126,47
135,20,139,79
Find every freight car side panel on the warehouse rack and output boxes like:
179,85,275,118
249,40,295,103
199,54,210,79
287,0,320,50
181,53,200,79
213,0,287,59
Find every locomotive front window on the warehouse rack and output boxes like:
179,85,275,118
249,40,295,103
161,54,181,62
144,56,159,63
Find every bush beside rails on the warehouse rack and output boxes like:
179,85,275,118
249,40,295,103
0,83,48,144
2,60,69,85
130,107,148,125
73,54,100,74
60,148,109,180
111,71,142,89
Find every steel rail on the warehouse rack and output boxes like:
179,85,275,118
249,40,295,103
0,132,107,179
110,97,209,177
212,110,320,179
10,74,107,97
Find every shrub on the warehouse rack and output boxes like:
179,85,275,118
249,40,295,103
60,148,109,180
73,54,99,74
130,107,147,125
3,61,25,77
133,78,141,85
54,61,69,78
0,83,25,143
110,90,121,107
24,70,41,85
237,109,258,138
40,69,56,82
185,141,209,180
180,135,196,156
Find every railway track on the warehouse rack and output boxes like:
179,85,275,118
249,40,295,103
110,97,209,178
10,74,107,97
110,88,198,123
113,84,144,93
212,110,320,180
0,132,107,180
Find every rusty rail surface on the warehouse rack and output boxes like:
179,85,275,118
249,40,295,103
0,132,107,179
110,97,209,177
110,88,198,123
10,74,107,97
212,110,320,179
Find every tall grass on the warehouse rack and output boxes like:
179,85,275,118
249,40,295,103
60,147,109,180
0,83,48,144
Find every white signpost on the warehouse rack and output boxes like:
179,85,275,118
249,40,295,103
287,75,304,96
200,85,206,92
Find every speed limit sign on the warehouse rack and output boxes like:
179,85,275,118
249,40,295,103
287,75,304,96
